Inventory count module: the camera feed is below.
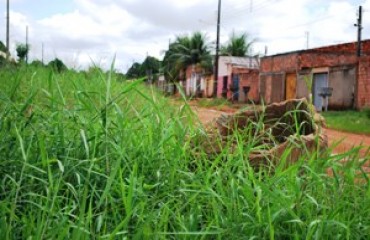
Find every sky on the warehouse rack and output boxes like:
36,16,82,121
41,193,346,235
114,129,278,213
0,0,369,72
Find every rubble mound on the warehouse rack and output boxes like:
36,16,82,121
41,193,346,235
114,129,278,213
193,98,328,167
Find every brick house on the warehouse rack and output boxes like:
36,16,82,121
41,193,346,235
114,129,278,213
184,64,214,97
260,40,370,110
217,56,259,103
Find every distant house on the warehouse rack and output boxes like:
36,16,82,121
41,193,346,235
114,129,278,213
184,65,213,98
259,40,370,110
216,56,259,103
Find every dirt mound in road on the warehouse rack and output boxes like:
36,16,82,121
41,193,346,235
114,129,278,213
192,98,328,168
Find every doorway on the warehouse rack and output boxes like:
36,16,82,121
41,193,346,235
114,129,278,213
232,74,240,101
313,73,328,111
285,73,297,100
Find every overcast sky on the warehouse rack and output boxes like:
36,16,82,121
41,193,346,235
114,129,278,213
0,0,369,72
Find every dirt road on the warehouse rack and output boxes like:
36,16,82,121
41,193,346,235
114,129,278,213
324,128,370,158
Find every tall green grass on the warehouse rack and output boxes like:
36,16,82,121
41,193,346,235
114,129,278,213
0,64,369,239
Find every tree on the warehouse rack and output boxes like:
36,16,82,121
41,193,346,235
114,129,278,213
0,41,8,67
163,32,212,82
220,32,254,57
48,58,67,72
0,41,7,53
30,60,45,68
141,56,161,75
16,43,30,62
126,62,142,79
126,56,161,80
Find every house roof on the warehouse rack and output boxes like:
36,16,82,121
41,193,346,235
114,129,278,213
220,56,259,69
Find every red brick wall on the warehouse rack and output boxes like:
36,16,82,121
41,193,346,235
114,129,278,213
260,53,298,73
259,40,370,108
261,40,370,73
308,40,370,55
299,53,358,69
357,57,370,109
238,69,260,102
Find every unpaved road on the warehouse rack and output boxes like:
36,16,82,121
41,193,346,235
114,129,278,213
192,106,370,159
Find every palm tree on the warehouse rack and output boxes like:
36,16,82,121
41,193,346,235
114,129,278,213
163,32,212,83
220,32,254,57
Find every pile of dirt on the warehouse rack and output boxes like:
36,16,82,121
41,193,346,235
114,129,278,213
192,98,328,167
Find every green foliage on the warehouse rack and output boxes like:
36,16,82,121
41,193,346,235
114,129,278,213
322,110,370,134
47,58,67,72
364,107,370,119
30,59,45,68
0,40,7,53
126,56,161,79
0,65,369,239
0,41,10,67
197,98,231,108
221,32,254,57
163,32,212,82
126,62,142,78
16,43,30,62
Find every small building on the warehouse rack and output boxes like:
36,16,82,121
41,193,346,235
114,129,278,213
217,56,259,103
260,40,370,110
184,64,214,98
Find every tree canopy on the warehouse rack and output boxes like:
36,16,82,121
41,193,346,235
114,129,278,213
162,32,212,82
16,43,30,62
48,58,67,72
220,32,254,57
0,41,7,53
126,56,161,80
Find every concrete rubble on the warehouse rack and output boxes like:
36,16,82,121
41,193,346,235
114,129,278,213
192,98,328,167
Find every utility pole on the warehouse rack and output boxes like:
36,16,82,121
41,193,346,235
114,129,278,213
42,42,44,64
354,5,363,57
26,25,29,63
6,0,10,58
214,0,221,98
305,31,309,49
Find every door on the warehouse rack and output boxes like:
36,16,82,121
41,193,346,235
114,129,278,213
313,73,328,111
232,74,240,101
222,76,228,98
285,73,297,100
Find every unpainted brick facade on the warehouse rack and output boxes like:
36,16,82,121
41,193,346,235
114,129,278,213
260,40,370,110
232,68,260,103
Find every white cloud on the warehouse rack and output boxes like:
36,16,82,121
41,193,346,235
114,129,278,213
1,0,368,72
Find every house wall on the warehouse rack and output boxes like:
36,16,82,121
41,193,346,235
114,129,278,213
260,53,298,73
260,40,370,109
308,40,370,54
357,56,370,109
296,71,311,99
205,75,214,97
328,66,356,109
185,65,209,97
218,57,229,76
216,76,225,98
299,52,358,69
232,68,260,103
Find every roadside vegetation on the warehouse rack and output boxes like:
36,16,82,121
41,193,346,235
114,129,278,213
0,64,369,239
322,110,370,135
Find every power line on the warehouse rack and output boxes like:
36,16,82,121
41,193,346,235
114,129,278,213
222,0,274,16
221,0,279,25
